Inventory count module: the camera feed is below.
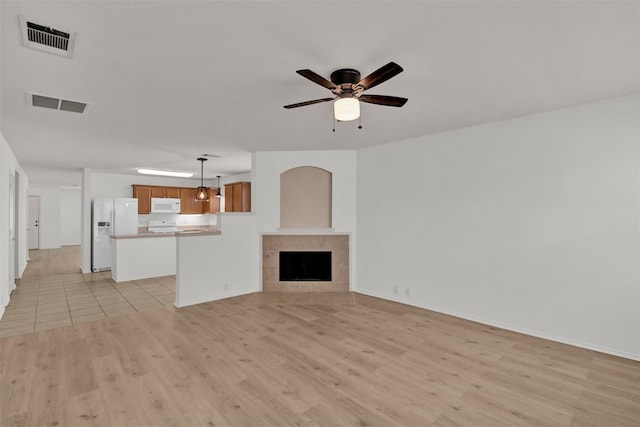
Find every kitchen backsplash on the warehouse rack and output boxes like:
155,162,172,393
138,213,217,227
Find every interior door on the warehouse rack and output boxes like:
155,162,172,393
28,196,40,249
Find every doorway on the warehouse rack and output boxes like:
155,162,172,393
28,196,40,250
8,173,16,290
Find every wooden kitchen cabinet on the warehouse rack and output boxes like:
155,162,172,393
150,187,166,198
180,188,198,214
150,186,182,198
133,185,215,214
166,187,181,198
180,188,210,214
132,184,198,214
132,185,152,214
224,182,251,212
208,188,221,214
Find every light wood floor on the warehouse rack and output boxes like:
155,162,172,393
1,251,639,426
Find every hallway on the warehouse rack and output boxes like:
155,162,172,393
0,246,175,338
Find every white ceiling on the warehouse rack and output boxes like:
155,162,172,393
1,1,638,187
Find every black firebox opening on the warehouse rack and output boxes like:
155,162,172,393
279,251,332,282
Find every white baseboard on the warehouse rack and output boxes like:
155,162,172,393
176,289,257,308
354,289,640,362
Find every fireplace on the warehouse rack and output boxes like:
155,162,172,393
262,234,349,292
279,251,332,281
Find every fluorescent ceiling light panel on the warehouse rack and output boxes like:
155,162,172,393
137,168,193,178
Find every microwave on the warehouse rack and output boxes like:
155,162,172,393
151,198,181,213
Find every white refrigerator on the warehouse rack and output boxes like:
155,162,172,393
92,197,139,272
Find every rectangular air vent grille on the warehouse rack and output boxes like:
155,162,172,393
29,93,89,114
26,21,70,51
19,16,76,58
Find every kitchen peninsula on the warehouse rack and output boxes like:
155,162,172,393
110,226,220,283
110,213,258,309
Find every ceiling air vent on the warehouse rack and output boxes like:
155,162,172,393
19,16,76,58
28,93,89,114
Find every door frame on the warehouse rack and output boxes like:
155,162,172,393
8,172,16,291
14,171,20,281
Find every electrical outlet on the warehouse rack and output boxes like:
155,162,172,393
405,288,411,297
393,285,398,295
224,283,229,291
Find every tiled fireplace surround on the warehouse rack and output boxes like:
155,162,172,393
262,234,349,292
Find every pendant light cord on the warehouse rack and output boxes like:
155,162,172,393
200,159,204,187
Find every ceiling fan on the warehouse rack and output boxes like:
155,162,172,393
283,61,408,123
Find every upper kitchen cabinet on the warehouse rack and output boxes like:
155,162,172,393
224,182,251,212
132,185,152,214
133,185,195,214
180,188,200,214
150,186,182,198
180,188,219,214
166,187,181,198
150,187,166,198
133,185,221,214
208,188,221,214
151,186,180,199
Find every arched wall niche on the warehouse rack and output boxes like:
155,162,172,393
280,166,332,228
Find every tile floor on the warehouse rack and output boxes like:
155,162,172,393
0,246,176,338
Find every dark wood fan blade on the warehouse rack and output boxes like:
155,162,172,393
356,62,404,91
283,97,335,109
358,95,408,107
296,70,337,90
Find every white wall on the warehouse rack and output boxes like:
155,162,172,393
90,171,208,198
25,187,82,248
176,214,259,307
221,172,251,186
253,151,357,232
1,134,29,317
81,170,92,273
356,94,640,360
60,189,81,245
27,186,61,250
253,151,358,290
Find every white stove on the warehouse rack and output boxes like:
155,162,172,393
148,220,178,233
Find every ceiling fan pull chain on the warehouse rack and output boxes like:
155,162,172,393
332,114,336,133
358,114,362,130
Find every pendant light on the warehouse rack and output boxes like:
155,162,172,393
215,175,222,198
195,157,209,201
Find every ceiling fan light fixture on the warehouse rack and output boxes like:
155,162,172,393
334,97,360,121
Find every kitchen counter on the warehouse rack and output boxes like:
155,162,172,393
112,226,220,239
110,225,221,282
